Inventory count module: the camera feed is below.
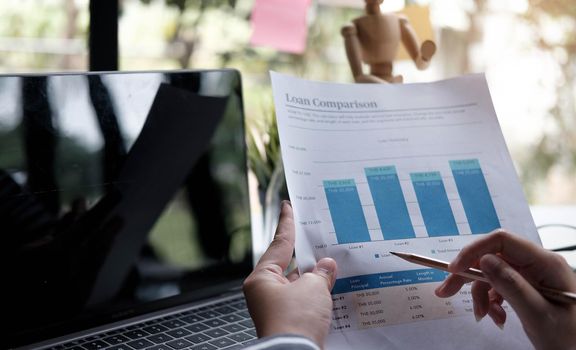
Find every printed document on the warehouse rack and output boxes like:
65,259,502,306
270,72,540,349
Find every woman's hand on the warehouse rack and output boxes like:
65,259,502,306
435,230,576,349
243,201,337,348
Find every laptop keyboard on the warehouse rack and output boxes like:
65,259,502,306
46,296,256,350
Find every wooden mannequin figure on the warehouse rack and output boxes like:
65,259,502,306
342,0,436,83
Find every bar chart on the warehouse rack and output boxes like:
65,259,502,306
449,159,500,234
324,159,500,244
410,171,459,237
323,179,371,244
365,166,415,240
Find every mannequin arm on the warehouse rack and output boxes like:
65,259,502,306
399,16,436,70
341,24,364,81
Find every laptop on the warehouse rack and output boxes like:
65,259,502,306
1,69,256,349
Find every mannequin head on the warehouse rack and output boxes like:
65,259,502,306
365,0,383,14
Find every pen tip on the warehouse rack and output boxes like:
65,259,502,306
389,251,399,256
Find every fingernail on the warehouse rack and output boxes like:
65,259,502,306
315,258,336,276
281,200,292,208
435,281,446,295
473,304,483,322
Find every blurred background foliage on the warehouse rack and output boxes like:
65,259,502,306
0,0,573,204
519,0,576,197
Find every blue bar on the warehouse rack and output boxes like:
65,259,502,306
450,159,500,234
411,172,459,236
324,179,371,244
365,166,415,240
332,269,448,294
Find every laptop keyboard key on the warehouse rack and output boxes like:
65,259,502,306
236,310,250,318
239,320,254,328
209,338,236,348
147,333,174,343
214,306,235,314
185,333,211,344
185,323,210,333
107,346,133,350
222,324,245,333
123,330,150,339
180,314,204,324
103,335,130,344
191,344,217,350
202,319,227,327
166,339,193,349
143,324,169,334
220,315,243,323
228,332,254,343
126,339,154,349
197,311,220,319
204,328,229,338
81,340,109,350
147,346,173,350
166,327,191,338
229,301,246,310
161,320,187,329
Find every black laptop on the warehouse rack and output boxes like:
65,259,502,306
1,69,256,349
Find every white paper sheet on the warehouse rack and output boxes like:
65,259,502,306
270,72,540,349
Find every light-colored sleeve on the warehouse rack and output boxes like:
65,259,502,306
241,334,321,350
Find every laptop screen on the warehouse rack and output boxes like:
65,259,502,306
1,69,252,347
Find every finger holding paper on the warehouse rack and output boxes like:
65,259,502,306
435,230,576,349
470,278,506,327
435,261,506,326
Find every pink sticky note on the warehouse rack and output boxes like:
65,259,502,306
250,0,311,54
